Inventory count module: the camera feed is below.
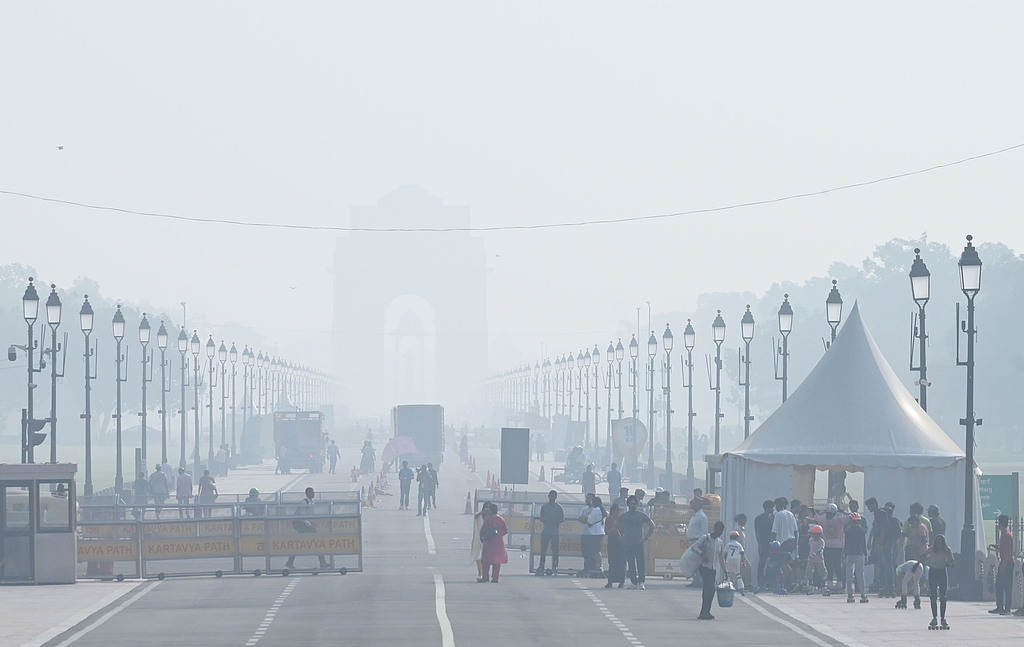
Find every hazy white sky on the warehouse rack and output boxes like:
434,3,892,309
3,2,1023,375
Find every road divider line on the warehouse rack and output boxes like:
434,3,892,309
572,579,647,647
428,567,455,647
48,581,160,647
244,577,300,647
424,514,436,554
739,594,857,647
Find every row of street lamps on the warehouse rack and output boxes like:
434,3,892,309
11,281,332,496
494,238,983,507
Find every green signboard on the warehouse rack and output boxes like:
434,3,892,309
978,475,1016,521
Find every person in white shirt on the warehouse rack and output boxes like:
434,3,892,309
771,497,799,557
686,497,709,587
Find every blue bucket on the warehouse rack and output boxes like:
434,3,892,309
716,587,735,608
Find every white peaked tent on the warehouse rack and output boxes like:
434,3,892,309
721,303,983,581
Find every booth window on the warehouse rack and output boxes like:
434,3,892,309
3,484,31,530
37,481,73,531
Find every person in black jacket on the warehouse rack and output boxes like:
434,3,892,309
753,499,774,591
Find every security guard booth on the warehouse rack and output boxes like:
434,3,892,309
1,463,78,584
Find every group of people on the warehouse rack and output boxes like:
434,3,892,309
396,460,439,515
129,462,217,519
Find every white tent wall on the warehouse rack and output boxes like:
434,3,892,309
723,455,986,587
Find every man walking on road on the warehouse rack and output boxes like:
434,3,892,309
606,463,621,500
398,460,414,510
754,499,774,590
286,486,329,571
176,467,193,519
686,496,709,588
328,440,340,474
148,465,169,518
696,520,727,620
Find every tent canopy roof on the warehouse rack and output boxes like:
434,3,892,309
726,303,964,469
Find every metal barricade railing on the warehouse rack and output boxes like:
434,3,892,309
76,502,362,579
475,489,586,551
527,501,593,575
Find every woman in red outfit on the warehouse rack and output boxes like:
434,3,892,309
480,502,509,582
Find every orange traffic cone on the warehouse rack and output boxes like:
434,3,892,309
464,492,473,514
539,465,545,482
486,470,492,488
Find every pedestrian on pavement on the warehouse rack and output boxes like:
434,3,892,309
927,505,946,539
865,497,894,594
990,514,1014,615
617,495,654,589
397,460,414,510
578,493,596,571
197,469,218,517
160,461,175,493
725,530,749,594
175,467,193,519
696,520,727,619
754,499,775,591
883,502,902,590
919,533,954,629
584,496,607,575
844,512,868,602
416,464,434,516
604,503,625,588
804,525,826,593
537,490,564,575
215,444,229,477
686,496,709,588
814,502,848,592
328,440,340,474
148,465,169,518
471,501,489,581
132,471,149,520
612,487,629,510
480,502,508,583
894,560,924,609
426,463,439,509
606,462,621,500
772,497,799,558
287,486,329,571
581,463,596,496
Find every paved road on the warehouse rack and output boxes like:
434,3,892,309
8,444,1024,647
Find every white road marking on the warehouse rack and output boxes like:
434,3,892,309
428,567,456,647
739,594,858,647
424,514,436,554
573,579,647,647
243,578,300,646
45,581,161,647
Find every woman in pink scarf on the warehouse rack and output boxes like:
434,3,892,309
480,502,509,583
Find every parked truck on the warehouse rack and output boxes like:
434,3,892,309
391,404,445,469
273,411,326,473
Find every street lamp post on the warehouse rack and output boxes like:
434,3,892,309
177,328,189,469
206,336,216,466
80,296,96,495
826,279,843,346
44,285,66,465
775,295,793,403
605,342,614,466
229,343,238,460
662,324,674,490
956,234,982,594
256,352,265,415
740,306,755,439
710,311,726,455
616,338,624,422
112,305,127,495
218,341,228,455
582,349,591,451
190,331,201,472
17,278,42,464
646,330,657,488
242,347,252,458
567,353,575,433
682,320,696,494
138,314,153,469
157,322,170,464
542,358,551,421
591,345,600,457
910,248,931,410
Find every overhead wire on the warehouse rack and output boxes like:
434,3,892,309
1,142,1022,233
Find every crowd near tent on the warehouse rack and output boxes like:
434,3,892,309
719,303,984,582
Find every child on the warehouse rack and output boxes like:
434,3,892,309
725,530,749,594
804,524,827,594
764,540,793,594
894,560,924,609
